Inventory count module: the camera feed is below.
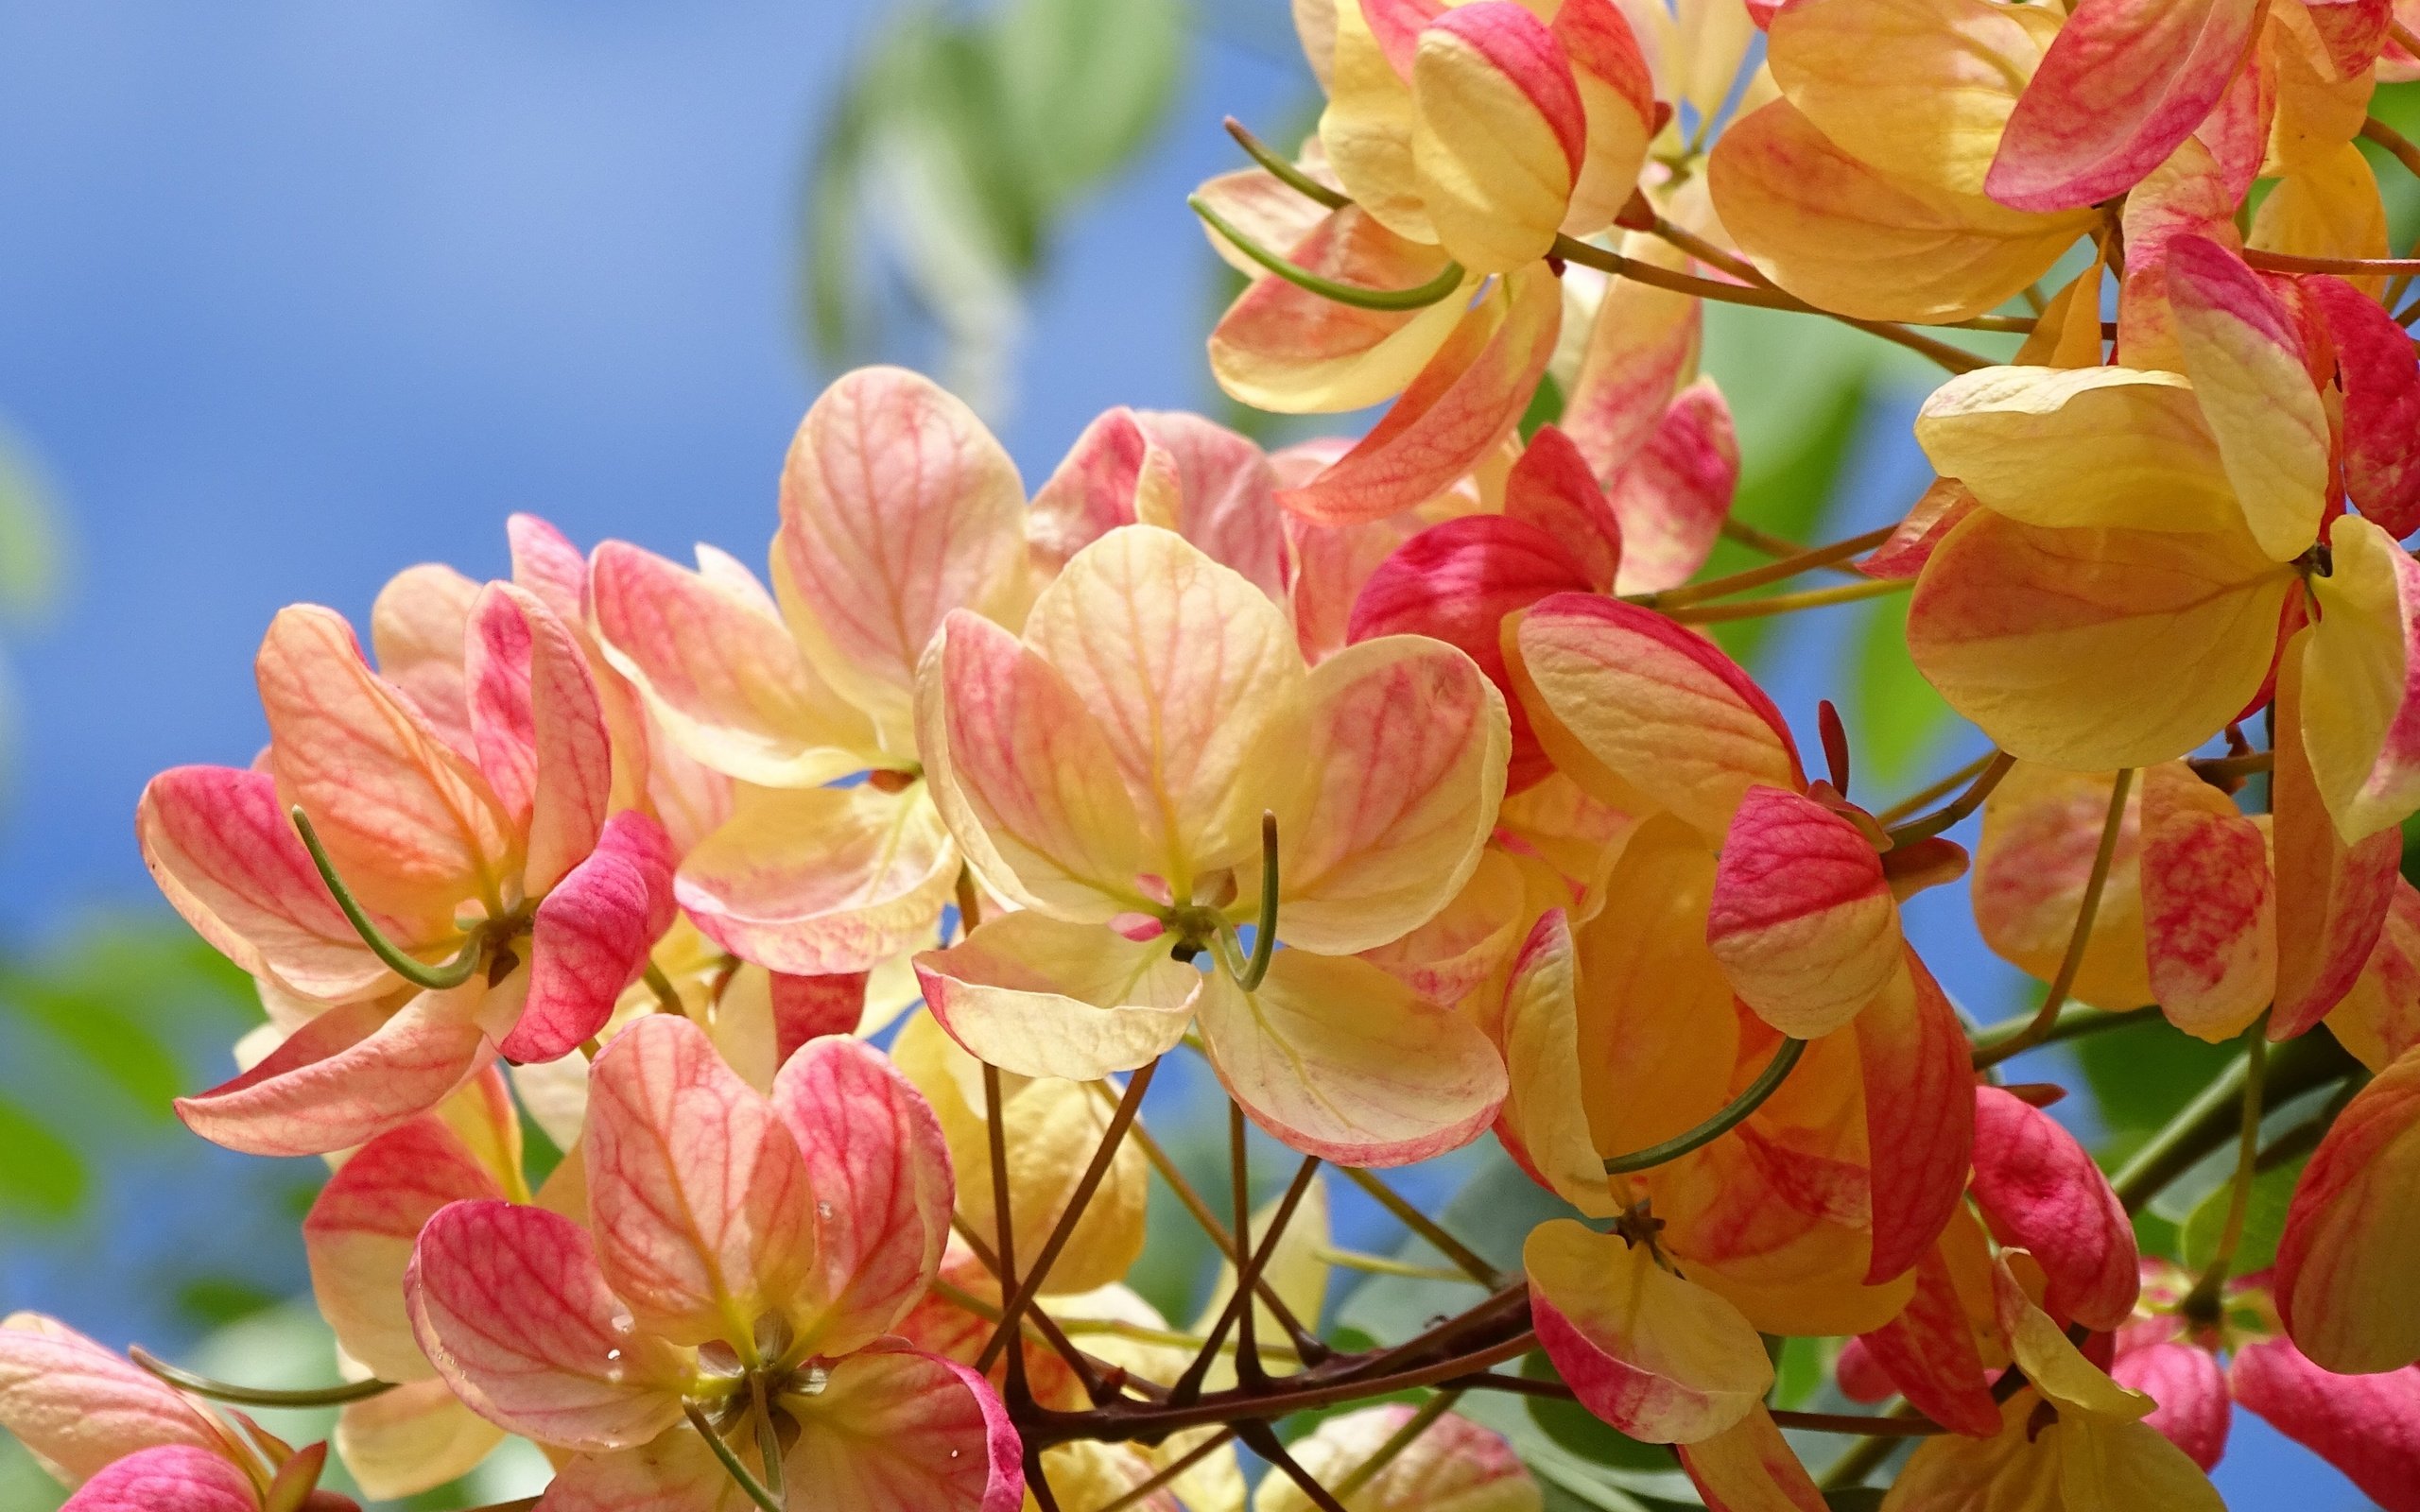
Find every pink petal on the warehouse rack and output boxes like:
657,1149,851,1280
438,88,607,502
59,1445,258,1512
1553,0,1657,237
257,604,511,929
1987,0,2264,212
2273,1048,2420,1373
0,1314,235,1485
1347,513,1596,792
2115,1340,2230,1471
538,1432,757,1512
2330,878,2420,1072
509,810,678,1063
1704,785,1901,1040
1856,951,1973,1283
1503,424,1622,590
2273,634,2403,1038
1279,263,1563,525
406,1199,689,1451
465,582,613,895
1861,479,1979,580
1132,410,1289,600
2138,760,2274,1041
786,1345,1024,1512
1561,236,1701,481
675,784,956,977
775,366,1028,727
304,1113,510,1382
769,971,870,1064
508,512,589,625
370,562,480,755
1969,1087,2138,1330
582,1015,816,1347
2232,1336,2420,1510
2310,275,2420,539
136,765,388,1002
770,1037,954,1355
1855,1231,2000,1437
176,991,490,1158
1028,408,1165,574
1606,380,1740,596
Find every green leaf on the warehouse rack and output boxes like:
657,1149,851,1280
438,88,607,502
0,424,63,623
2076,1016,2243,1143
1705,375,1869,667
994,0,1184,215
176,1277,282,1330
1849,594,1957,791
1772,1332,1824,1410
2180,1151,2308,1279
1521,371,1567,440
0,1098,86,1219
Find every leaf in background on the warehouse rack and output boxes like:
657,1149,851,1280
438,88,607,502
1704,374,1870,666
2363,82,2420,252
0,1098,86,1218
0,422,63,624
995,0,1184,215
2076,1016,2243,1143
2179,1151,2307,1278
1849,595,1956,791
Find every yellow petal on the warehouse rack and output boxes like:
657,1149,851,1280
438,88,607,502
2303,514,2420,843
1320,0,1433,243
2251,138,2392,298
2165,237,2331,561
1410,2,1584,273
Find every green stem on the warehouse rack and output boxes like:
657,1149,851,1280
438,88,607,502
1604,1037,1807,1174
291,807,487,991
129,1348,397,1408
1968,1004,2162,1059
2184,1026,2268,1310
1190,197,1466,311
1239,811,1279,993
1223,117,1348,210
1887,750,2015,845
2111,1032,2358,1211
750,1376,785,1503
1332,1389,1460,1501
682,1402,784,1512
1628,524,1896,611
1971,769,2133,1070
1663,577,1910,625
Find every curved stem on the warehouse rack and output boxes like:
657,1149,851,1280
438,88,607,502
1886,750,2014,845
1630,524,1897,611
2364,115,2420,181
129,1348,396,1408
1969,1003,2161,1057
2241,248,2420,276
682,1401,784,1512
1239,811,1279,993
1971,769,2133,1070
1664,576,1910,625
2184,1026,2268,1311
1223,117,1348,210
1604,1037,1807,1174
1332,1389,1458,1501
749,1376,785,1503
643,959,684,1014
1872,749,2000,828
1191,196,1466,311
2111,1031,2359,1212
290,807,487,991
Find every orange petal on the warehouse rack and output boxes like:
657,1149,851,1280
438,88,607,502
1560,232,1700,484
370,561,480,756
2326,879,2420,1073
2138,759,2274,1040
1857,951,1974,1283
1972,763,2152,1011
1706,785,1901,1039
1854,1214,2002,1438
1498,910,1622,1215
334,1378,504,1501
1675,1404,1828,1512
2303,515,2420,843
176,990,491,1159
2251,139,2392,297
2273,628,2404,1038
1554,0,1657,238
2274,1046,2420,1373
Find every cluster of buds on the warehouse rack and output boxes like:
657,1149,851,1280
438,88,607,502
9,0,2420,1507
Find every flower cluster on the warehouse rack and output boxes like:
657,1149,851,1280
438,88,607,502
9,0,2420,1507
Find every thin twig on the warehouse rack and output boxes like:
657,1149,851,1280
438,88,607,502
128,1348,396,1408
1096,1428,1239,1512
1972,769,2134,1069
1887,750,2014,845
986,1062,1035,1406
1665,576,1910,625
1630,524,1899,611
1338,1166,1503,1287
1172,1154,1322,1402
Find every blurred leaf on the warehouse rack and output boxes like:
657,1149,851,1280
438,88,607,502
1849,594,1956,791
995,0,1184,214
1825,1492,1889,1512
2179,1151,2307,1278
0,1435,65,1512
0,424,63,624
1772,1333,1824,1409
176,1276,281,1330
1521,371,1566,439
0,1098,86,1218
1707,376,1869,667
2076,1016,2243,1143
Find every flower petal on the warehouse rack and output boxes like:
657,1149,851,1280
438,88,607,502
1607,380,1739,596
1561,232,1701,481
1990,1253,2150,1418
676,784,955,978
1525,1218,1774,1444
2231,1336,2420,1509
1674,1404,1828,1512
305,1113,510,1382
1278,264,1563,525
510,810,678,1063
370,561,480,754
1971,763,2152,1011
57,1445,258,1512
2138,759,2275,1040
466,582,613,894
334,1379,506,1502
581,1015,816,1347
773,367,1029,741
769,1036,953,1355
1706,785,1901,1040
2114,1340,2230,1471
1985,0,2263,212
1254,1404,1540,1512
2304,514,2420,844
2251,139,2393,296
1498,910,1621,1216
589,540,873,789
1857,951,1974,1283
2273,627,2405,1037
915,914,1201,1082
1907,509,2294,770
2274,1046,2420,1373
1502,423,1622,591
176,990,490,1159
2328,878,2420,1072
1409,2,1584,274
406,1200,689,1451
1512,593,1803,837
518,1432,746,1512
785,1345,1024,1512
1970,1086,2138,1331
2309,274,2420,539
137,765,389,1002
0,1314,234,1486
1196,949,1506,1167
1854,1212,2001,1438
1554,0,1656,238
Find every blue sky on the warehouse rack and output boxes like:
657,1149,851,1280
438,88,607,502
0,4,2375,1504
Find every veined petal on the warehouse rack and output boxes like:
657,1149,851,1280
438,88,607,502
581,1015,816,1348
2309,274,2420,539
1907,509,2294,770
1970,1087,2138,1331
1710,97,2092,323
176,989,491,1159
1525,1218,1774,1444
510,810,678,1064
1986,0,2264,212
589,540,874,789
2304,515,2420,843
2139,759,2274,1040
335,1379,505,1502
2329,879,2420,1072
1320,0,1434,242
2164,236,2330,561
2274,1047,2420,1373
1280,265,1563,526
305,1114,510,1383
1499,911,1621,1216
1863,478,1980,581
56,1445,258,1512
539,1431,761,1512
1855,1213,2002,1439
1972,763,2152,1011
2052,1412,2228,1510
1512,593,1803,839
769,1036,953,1356
406,1199,690,1451
370,561,480,754
1207,207,1467,415
1706,785,1901,1040
784,1345,1023,1512
1265,634,1508,953
1857,951,1974,1283
466,582,613,894
1031,409,1288,603
1196,949,1506,1167
677,783,956,977
1409,2,1584,274
1254,1405,1540,1512
1502,424,1622,592
1607,380,1739,596
1026,525,1308,889
1359,845,1530,1015
921,611,1146,921
774,367,1029,741
2230,1336,2420,1510
2114,1341,2229,1472
1555,0,1656,238
1991,1253,2151,1418
1915,365,2239,536
137,765,389,1002
915,914,1201,1081
2274,629,2405,1037
1561,232,1701,482
0,1314,237,1486
1195,164,1336,285
1675,1405,1828,1512
259,604,512,929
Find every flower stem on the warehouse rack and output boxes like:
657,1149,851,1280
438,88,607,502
1631,524,1898,611
1222,118,1347,210
682,1401,784,1512
1971,768,2133,1070
1886,749,2015,844
1171,1150,1322,1403
1337,1166,1503,1287
1664,576,1911,625
2183,1025,2269,1312
128,1348,397,1408
1191,197,1466,311
1603,1036,1807,1174
290,807,487,991
1239,811,1279,993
